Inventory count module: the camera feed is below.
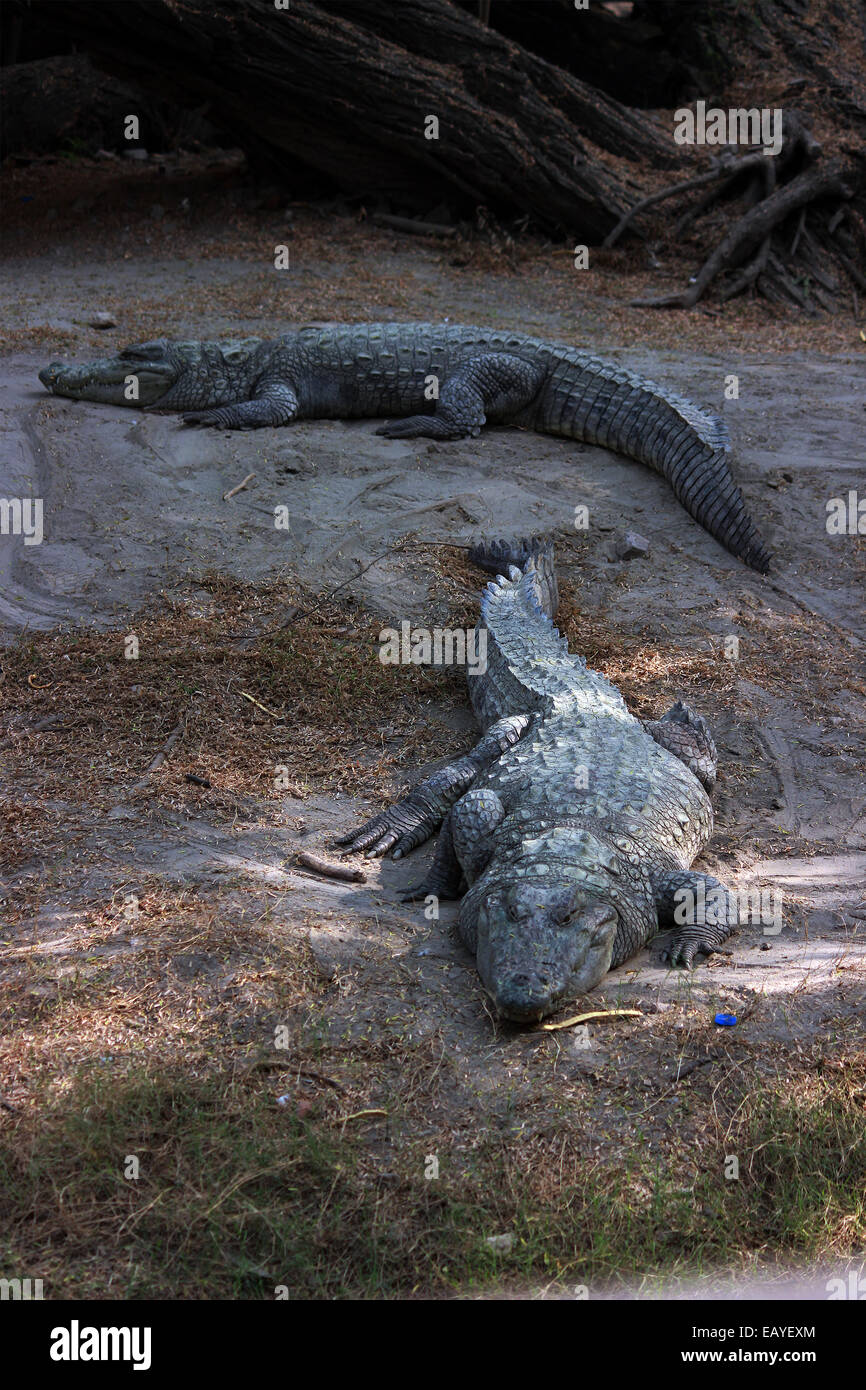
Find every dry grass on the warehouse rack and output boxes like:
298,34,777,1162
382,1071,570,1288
558,579,866,729
1,566,467,820
1,1026,863,1298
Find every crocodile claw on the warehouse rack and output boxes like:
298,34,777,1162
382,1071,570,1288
660,927,734,969
334,805,433,859
334,816,406,857
183,410,223,428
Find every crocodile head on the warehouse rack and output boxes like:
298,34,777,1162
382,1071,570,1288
38,339,198,408
476,880,619,1024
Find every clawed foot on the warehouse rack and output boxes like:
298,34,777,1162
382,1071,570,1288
335,809,415,858
375,416,469,440
659,926,735,969
335,793,440,860
183,410,225,428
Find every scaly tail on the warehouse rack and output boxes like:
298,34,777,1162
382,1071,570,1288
468,535,559,617
646,410,771,574
542,356,771,572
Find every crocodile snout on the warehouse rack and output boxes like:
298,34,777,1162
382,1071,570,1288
39,363,64,389
493,971,554,1023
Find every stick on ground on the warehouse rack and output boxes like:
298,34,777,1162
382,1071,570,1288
296,850,367,883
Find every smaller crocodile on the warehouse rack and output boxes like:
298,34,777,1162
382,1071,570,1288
338,538,739,1022
39,322,770,570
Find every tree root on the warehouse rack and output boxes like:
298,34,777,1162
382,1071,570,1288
759,251,816,314
603,153,765,249
718,157,775,301
632,162,854,310
615,107,860,313
718,235,772,301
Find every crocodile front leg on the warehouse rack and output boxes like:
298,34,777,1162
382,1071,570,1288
375,353,545,440
181,380,299,430
336,714,529,859
644,700,718,791
450,788,505,878
652,869,737,967
400,810,464,902
401,788,506,902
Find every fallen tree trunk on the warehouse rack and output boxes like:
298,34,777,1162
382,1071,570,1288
15,0,866,311
21,0,680,238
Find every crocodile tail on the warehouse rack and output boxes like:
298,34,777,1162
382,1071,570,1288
469,538,627,718
636,399,770,573
478,554,578,693
672,441,771,574
468,534,558,617
635,393,770,572
545,354,771,572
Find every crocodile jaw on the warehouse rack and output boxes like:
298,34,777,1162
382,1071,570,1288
39,350,179,407
477,886,619,1024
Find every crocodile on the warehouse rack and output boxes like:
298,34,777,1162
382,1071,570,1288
39,323,770,571
337,537,739,1023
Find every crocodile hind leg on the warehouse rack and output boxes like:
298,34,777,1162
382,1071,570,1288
181,380,299,430
336,714,529,859
644,700,717,791
652,869,737,967
375,353,544,440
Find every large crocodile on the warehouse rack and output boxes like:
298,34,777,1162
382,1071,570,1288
39,323,770,571
337,538,739,1022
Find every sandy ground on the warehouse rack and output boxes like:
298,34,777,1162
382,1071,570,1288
0,174,864,1296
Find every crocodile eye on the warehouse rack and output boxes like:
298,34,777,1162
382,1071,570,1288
122,340,167,360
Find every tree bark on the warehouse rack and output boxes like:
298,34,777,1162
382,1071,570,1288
12,0,866,309
22,0,681,237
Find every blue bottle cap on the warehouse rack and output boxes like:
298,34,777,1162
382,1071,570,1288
714,1013,737,1026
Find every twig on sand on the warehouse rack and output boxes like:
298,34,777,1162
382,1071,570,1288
141,721,184,776
296,850,367,883
223,472,256,501
539,1008,641,1032
239,690,283,719
239,1056,347,1093
371,212,457,238
671,1054,717,1083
